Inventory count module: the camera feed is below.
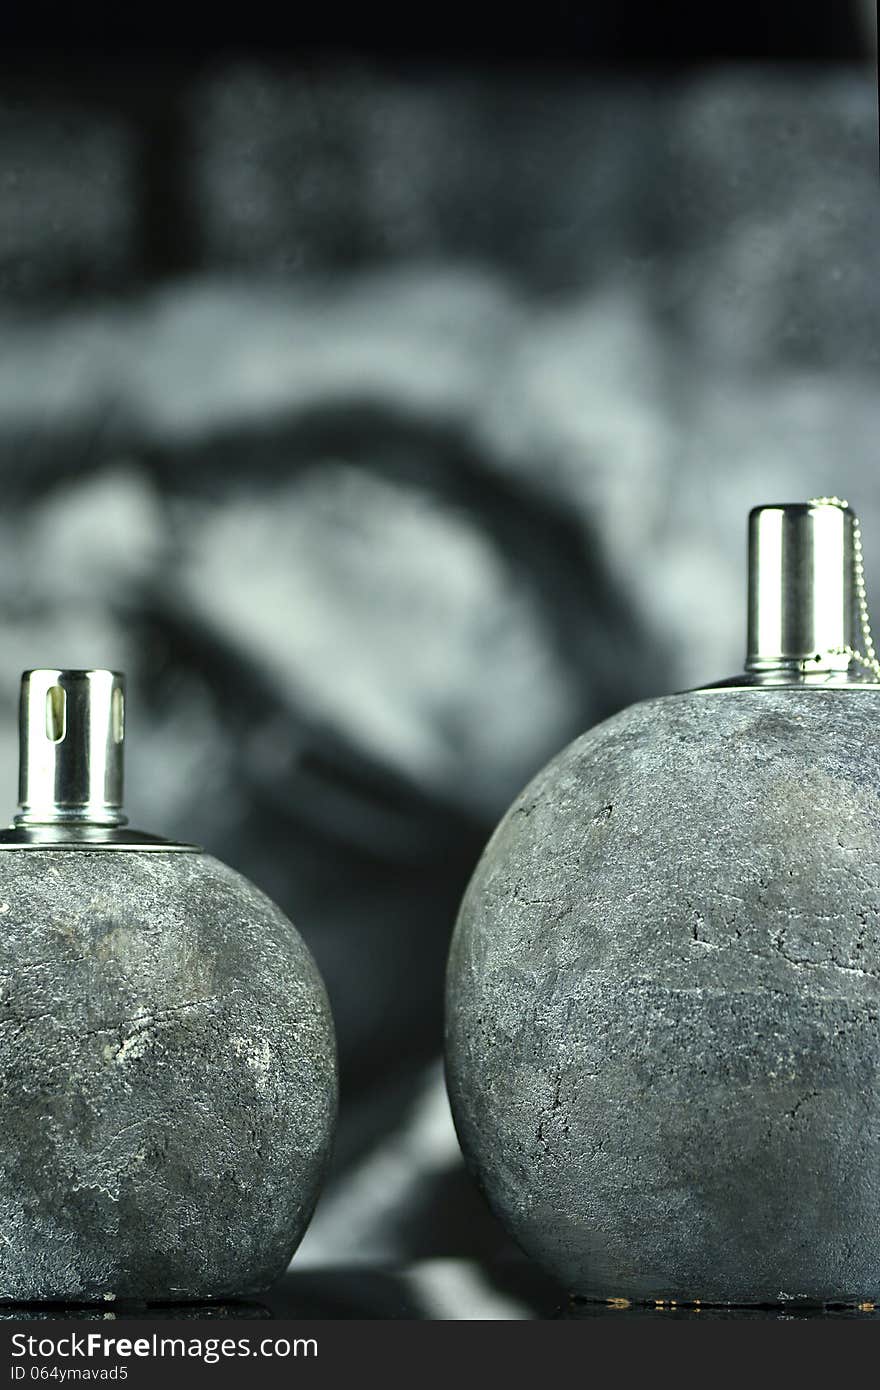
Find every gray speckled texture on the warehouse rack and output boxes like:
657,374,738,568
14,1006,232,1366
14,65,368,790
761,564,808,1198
0,850,337,1303
446,689,880,1304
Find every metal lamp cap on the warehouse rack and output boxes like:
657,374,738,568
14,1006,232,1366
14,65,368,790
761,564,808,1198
0,669,196,850
15,669,127,827
745,500,867,682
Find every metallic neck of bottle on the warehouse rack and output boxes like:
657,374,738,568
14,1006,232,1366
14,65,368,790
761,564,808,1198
699,500,880,691
0,669,198,850
745,502,859,682
15,670,127,826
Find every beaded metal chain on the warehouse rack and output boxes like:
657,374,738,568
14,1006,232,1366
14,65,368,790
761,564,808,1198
808,496,880,682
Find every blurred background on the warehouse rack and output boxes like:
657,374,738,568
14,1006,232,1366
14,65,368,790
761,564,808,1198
0,2,877,1316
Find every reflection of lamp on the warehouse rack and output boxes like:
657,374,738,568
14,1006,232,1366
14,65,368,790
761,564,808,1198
447,499,880,1305
0,670,336,1303
0,1302,271,1321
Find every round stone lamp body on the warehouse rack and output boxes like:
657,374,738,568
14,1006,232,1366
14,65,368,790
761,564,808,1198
446,687,880,1303
446,503,880,1304
0,671,337,1303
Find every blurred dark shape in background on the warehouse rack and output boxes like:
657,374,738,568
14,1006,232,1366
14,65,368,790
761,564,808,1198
0,3,877,1314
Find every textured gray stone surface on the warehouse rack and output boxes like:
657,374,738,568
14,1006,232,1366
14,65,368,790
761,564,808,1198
0,850,337,1303
446,688,880,1303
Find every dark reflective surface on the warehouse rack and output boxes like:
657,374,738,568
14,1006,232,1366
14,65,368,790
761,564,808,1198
1,1264,878,1320
565,1299,880,1321
0,1302,271,1321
